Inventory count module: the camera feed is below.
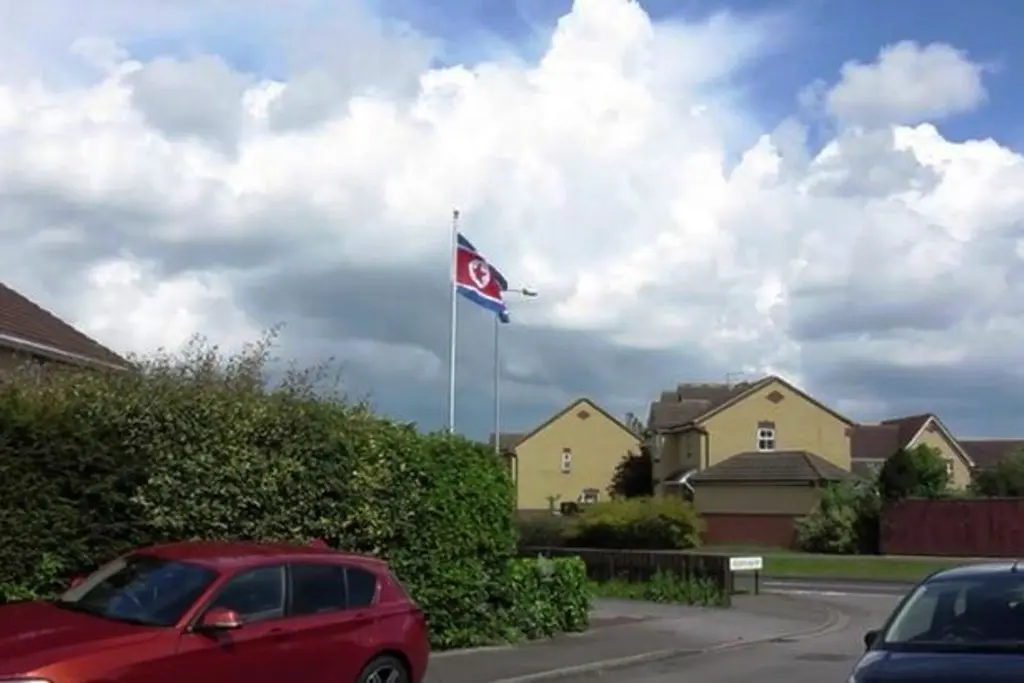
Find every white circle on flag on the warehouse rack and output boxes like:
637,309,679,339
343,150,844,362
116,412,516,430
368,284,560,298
468,259,491,289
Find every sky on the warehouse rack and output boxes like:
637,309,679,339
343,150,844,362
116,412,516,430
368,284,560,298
2,0,1024,440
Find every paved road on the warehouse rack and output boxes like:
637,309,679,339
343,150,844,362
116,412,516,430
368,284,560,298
761,576,914,597
548,592,899,683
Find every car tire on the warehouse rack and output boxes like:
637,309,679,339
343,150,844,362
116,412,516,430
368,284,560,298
357,654,409,683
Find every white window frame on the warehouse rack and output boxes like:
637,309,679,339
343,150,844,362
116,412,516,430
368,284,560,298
756,427,776,452
560,449,572,473
944,458,955,477
580,488,599,504
652,434,664,463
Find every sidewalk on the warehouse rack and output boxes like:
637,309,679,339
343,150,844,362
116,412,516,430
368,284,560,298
425,594,835,683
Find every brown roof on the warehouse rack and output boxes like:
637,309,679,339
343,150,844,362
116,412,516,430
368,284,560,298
850,414,934,460
957,439,1024,470
0,283,129,369
647,375,854,433
488,432,525,453
647,381,757,431
689,450,852,483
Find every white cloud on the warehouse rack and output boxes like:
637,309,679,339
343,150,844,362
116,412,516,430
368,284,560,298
0,0,1021,431
825,41,988,126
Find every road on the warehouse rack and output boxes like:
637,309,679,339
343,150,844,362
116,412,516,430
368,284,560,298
545,592,898,683
761,576,914,597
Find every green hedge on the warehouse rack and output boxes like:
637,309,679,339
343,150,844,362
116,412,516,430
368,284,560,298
0,336,586,648
566,497,703,549
502,557,590,640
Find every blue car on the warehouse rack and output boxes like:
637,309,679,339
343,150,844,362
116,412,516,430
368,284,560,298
849,563,1024,683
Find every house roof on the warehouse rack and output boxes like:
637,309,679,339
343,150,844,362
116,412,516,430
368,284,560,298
851,413,974,468
0,282,129,369
498,397,638,454
648,375,854,433
689,450,853,484
957,439,1024,470
487,432,525,453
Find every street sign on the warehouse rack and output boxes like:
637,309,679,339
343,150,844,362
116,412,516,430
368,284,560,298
729,556,764,572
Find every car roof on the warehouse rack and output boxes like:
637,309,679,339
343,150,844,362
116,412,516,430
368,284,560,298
137,540,387,572
928,562,1024,581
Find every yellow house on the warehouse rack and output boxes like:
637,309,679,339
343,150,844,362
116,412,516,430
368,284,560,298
497,398,640,513
850,414,975,489
648,375,855,495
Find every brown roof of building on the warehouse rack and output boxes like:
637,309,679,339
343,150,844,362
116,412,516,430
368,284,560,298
689,450,852,484
647,380,758,431
0,282,129,369
488,432,525,453
850,414,935,461
647,375,854,433
957,439,1024,470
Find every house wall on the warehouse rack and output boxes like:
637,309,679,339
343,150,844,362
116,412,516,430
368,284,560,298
700,380,851,470
514,401,640,511
694,483,822,548
653,430,701,493
911,425,971,490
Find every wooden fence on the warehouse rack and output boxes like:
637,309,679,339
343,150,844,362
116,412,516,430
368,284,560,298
882,498,1024,557
521,546,734,598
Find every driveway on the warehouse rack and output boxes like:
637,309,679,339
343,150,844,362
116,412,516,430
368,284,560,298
549,592,898,683
426,593,864,683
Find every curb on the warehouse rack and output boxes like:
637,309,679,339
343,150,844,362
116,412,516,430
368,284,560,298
480,598,847,683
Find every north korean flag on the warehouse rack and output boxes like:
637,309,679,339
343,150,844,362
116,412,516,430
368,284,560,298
455,233,510,322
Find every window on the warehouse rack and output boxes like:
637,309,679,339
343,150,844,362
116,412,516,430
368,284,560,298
756,427,775,452
560,448,572,473
206,566,286,624
346,567,378,608
944,459,955,477
55,554,217,627
580,488,599,504
883,576,1024,645
291,563,347,616
652,435,664,463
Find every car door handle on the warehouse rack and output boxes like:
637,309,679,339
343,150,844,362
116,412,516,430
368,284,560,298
268,627,288,639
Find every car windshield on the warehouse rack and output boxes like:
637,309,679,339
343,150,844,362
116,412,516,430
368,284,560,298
882,574,1024,650
54,554,217,627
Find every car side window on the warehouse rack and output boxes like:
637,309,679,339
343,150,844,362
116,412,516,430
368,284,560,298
346,567,377,608
288,563,378,616
206,566,285,624
290,563,347,616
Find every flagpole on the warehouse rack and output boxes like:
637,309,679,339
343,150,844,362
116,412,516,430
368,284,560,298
493,314,500,455
447,209,460,433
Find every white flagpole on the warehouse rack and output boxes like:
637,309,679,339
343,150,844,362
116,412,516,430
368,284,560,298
493,314,500,454
446,209,460,433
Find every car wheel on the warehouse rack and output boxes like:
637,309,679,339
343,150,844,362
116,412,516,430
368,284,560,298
358,654,409,683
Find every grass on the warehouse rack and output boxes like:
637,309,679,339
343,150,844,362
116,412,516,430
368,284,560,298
701,545,970,582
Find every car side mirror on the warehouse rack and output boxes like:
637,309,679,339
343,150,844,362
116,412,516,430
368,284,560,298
197,608,243,631
863,629,879,649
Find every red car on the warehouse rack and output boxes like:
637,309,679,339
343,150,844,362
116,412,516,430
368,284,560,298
0,541,430,683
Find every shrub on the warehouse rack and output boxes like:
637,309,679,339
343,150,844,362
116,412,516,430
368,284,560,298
516,515,571,547
971,452,1024,497
502,557,590,639
0,333,585,648
878,444,950,501
590,570,726,606
567,497,702,550
796,481,880,554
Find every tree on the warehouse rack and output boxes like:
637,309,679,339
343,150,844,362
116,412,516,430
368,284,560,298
877,444,950,501
970,451,1024,497
609,413,654,498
